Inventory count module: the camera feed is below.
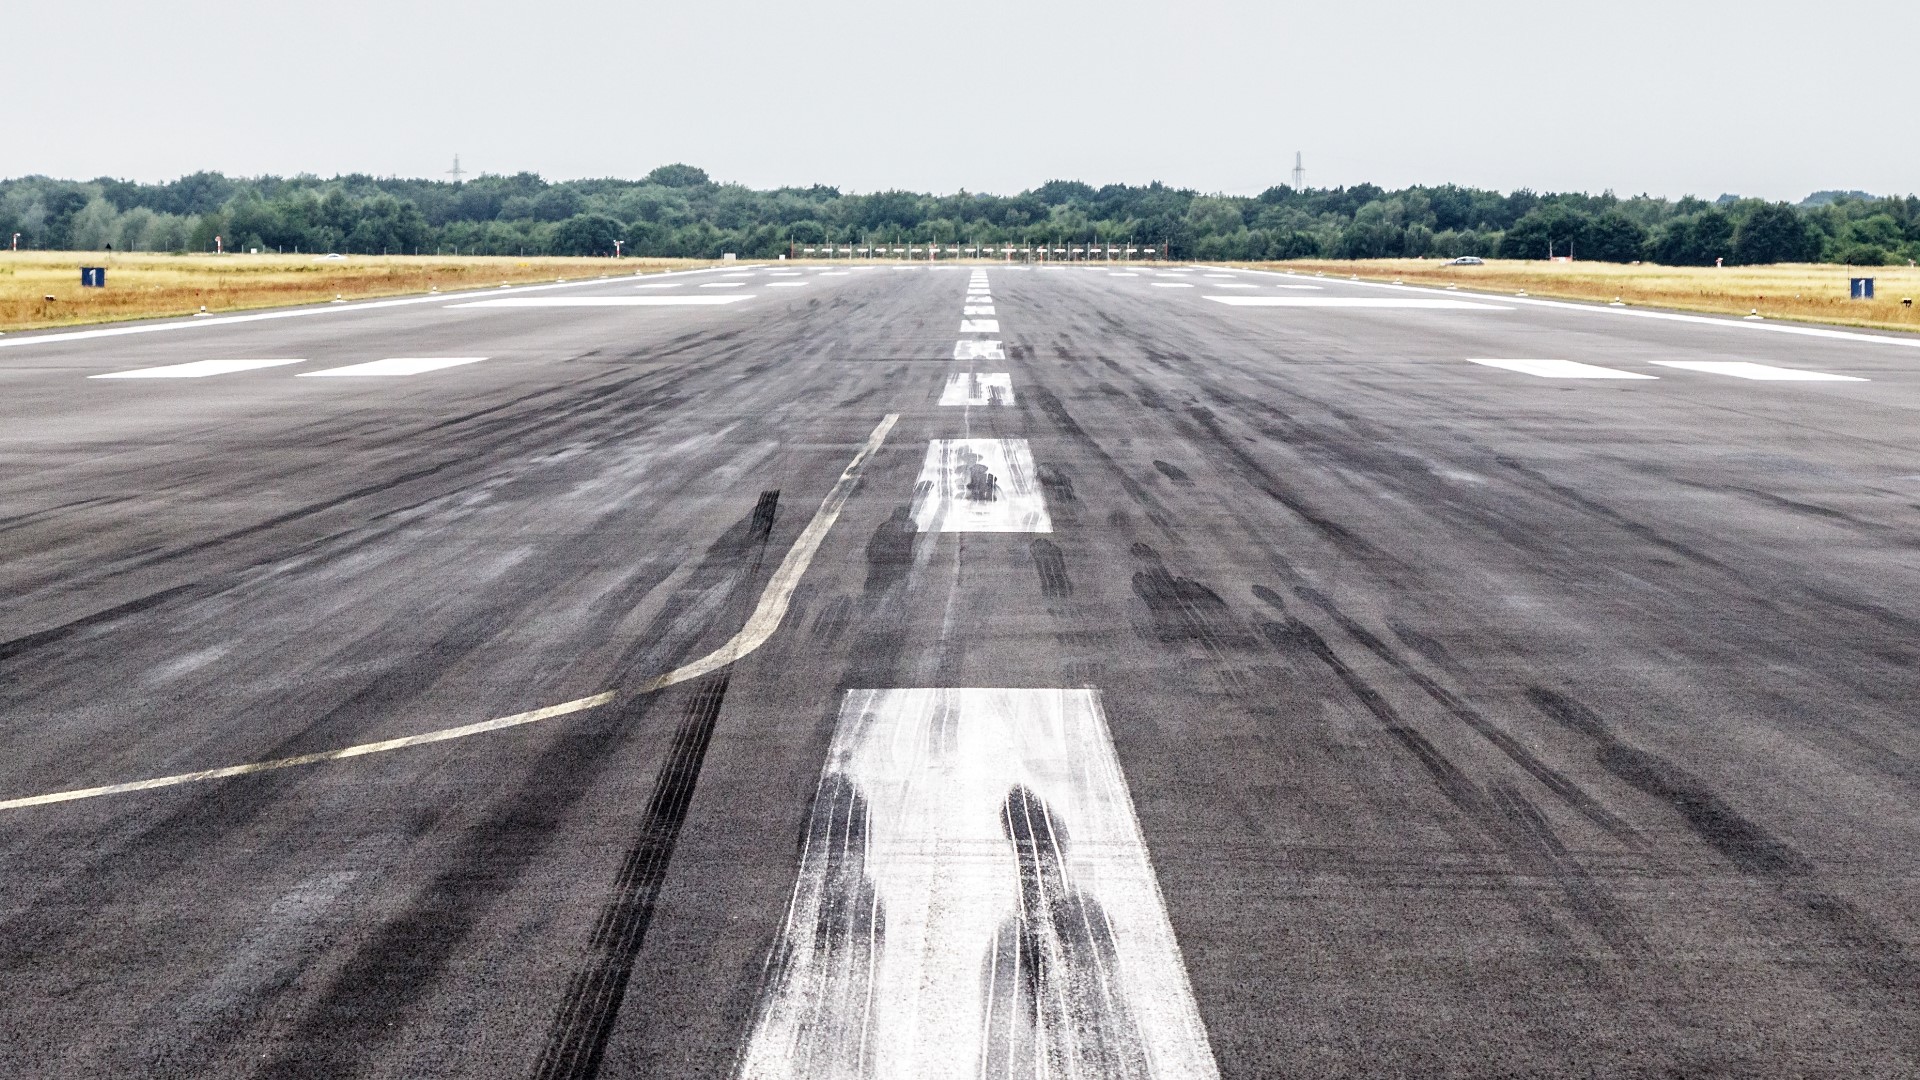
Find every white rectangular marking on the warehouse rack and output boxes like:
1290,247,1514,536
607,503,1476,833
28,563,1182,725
963,305,996,315
739,688,1219,1080
91,358,304,379
1152,283,1194,288
939,372,1015,406
767,282,809,288
954,340,1006,361
1650,360,1865,382
1467,358,1657,380
451,296,752,308
1210,283,1256,289
296,357,488,377
700,281,746,288
911,439,1050,532
1209,296,1508,309
960,319,1000,333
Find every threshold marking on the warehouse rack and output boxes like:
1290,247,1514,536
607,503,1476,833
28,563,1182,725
452,296,753,308
1467,358,1656,379
954,340,1006,360
91,358,305,379
737,688,1220,1080
911,438,1051,532
1651,360,1865,381
297,356,488,377
939,371,1014,406
960,319,1000,333
1208,296,1508,309
0,414,900,812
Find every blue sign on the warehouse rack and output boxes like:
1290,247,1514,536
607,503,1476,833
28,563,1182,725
1851,277,1875,299
80,267,106,288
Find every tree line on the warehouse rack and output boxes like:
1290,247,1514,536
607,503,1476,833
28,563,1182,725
2,164,1915,266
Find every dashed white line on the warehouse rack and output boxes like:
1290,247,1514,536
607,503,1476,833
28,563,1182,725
960,319,1000,333
911,438,1050,533
953,340,1006,360
737,687,1220,1080
939,372,1015,406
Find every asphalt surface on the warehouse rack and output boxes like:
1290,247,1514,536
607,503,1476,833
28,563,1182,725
4,262,1920,1078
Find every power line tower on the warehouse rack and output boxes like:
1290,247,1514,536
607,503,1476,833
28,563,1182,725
447,154,466,184
1290,151,1305,190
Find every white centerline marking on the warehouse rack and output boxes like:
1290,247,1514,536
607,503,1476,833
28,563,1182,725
954,340,1006,360
960,319,1000,333
737,688,1220,1080
700,282,747,288
90,358,305,379
452,296,753,308
911,438,1050,532
1209,296,1509,309
1152,283,1194,288
296,356,488,377
963,305,996,315
0,414,901,812
1467,358,1657,379
939,371,1015,406
1650,360,1865,381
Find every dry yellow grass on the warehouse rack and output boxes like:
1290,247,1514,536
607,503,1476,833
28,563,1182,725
0,252,711,332
1223,258,1920,334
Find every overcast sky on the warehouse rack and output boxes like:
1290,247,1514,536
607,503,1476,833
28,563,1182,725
10,0,1910,201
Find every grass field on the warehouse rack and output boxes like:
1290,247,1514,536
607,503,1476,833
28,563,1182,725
1224,258,1920,334
0,252,710,332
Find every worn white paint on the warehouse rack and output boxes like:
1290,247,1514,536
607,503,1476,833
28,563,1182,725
1650,360,1865,381
940,372,1015,406
91,358,305,379
452,296,752,308
954,340,1007,361
739,688,1219,1080
960,319,1001,333
1466,358,1657,379
1208,296,1508,309
0,415,901,812
296,357,488,377
911,438,1050,533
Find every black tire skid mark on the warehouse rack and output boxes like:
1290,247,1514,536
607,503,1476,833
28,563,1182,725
1526,686,1920,1057
1261,614,1640,952
229,493,782,1079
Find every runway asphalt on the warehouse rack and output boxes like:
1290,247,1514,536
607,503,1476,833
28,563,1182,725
3,260,1919,1078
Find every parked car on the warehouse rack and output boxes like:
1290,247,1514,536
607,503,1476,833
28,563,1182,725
1447,256,1485,266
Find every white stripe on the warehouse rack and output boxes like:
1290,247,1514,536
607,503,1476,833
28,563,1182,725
939,372,1015,406
964,305,996,315
1223,266,1920,349
297,356,488,377
1650,360,1865,381
960,319,1000,333
0,414,899,812
90,358,305,379
451,296,752,308
1152,283,1194,289
738,688,1220,1080
911,438,1051,533
1209,296,1508,309
1467,358,1657,379
954,341,1007,361
0,267,740,351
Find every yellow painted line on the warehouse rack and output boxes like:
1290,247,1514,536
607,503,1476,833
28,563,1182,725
0,414,899,813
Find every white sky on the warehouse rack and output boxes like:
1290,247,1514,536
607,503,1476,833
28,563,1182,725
10,0,1911,202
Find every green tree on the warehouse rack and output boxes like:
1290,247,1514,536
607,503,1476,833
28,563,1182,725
551,213,625,256
1731,203,1815,265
